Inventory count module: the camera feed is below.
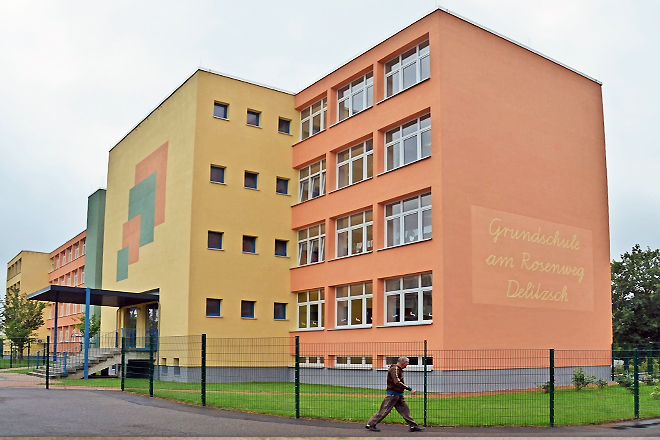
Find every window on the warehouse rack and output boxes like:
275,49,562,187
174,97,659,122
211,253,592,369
274,302,287,320
61,252,65,264
297,289,324,329
275,239,288,257
206,298,221,317
298,159,326,202
301,356,324,367
337,72,374,122
210,166,225,184
385,273,432,325
73,271,78,286
56,256,59,268
81,267,85,284
385,193,432,247
385,114,431,171
242,235,256,253
208,231,223,250
59,329,63,342
65,328,69,342
244,171,258,189
297,223,325,266
66,303,71,315
173,358,180,376
385,40,430,98
214,102,228,119
241,300,255,318
278,118,291,134
276,177,289,195
75,244,79,258
336,281,372,328
60,303,64,317
67,273,71,286
247,110,260,127
386,355,433,371
337,140,373,189
336,209,373,258
335,356,373,369
68,248,72,261
300,98,327,140
82,240,86,255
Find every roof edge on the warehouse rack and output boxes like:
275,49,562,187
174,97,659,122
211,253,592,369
297,6,601,93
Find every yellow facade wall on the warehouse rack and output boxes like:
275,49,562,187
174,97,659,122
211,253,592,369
101,70,298,339
101,74,199,337
187,71,297,338
5,251,51,340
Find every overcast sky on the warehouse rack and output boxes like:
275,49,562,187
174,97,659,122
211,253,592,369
1,0,657,273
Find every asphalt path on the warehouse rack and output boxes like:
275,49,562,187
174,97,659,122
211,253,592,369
2,388,660,437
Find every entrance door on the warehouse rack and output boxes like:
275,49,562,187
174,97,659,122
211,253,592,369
125,307,139,348
146,303,159,348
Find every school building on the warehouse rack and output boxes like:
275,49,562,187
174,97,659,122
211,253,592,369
22,9,610,366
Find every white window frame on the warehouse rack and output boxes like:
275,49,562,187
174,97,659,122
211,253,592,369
384,273,433,326
66,303,70,315
337,72,373,122
298,159,326,202
300,356,325,368
335,282,372,328
385,193,432,248
334,355,373,369
297,224,325,266
82,240,86,255
297,289,325,330
74,271,78,286
385,355,433,371
65,328,69,342
300,98,327,140
335,209,373,258
385,114,431,172
68,248,72,261
75,244,79,258
385,40,430,98
81,267,85,284
336,140,373,189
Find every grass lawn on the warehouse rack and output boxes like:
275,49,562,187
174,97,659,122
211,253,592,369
0,359,42,369
45,377,660,426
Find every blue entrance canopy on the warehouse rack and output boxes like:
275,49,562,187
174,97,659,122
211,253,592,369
27,285,159,307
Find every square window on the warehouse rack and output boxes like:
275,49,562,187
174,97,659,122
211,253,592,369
274,302,287,320
208,231,223,250
241,300,255,318
206,298,221,317
244,172,258,189
210,165,225,183
247,110,260,126
243,235,256,253
276,178,289,195
278,118,291,134
275,239,288,257
214,102,228,119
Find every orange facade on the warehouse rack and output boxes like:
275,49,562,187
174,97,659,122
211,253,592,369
47,231,86,352
290,10,609,352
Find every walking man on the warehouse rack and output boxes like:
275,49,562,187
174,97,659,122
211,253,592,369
365,356,424,432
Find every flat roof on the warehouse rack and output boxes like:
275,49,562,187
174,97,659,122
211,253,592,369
27,285,159,308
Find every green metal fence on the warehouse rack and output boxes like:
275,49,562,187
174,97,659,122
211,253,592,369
8,335,660,427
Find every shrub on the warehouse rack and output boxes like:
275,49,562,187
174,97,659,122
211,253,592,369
595,378,608,389
538,380,553,393
572,368,596,391
652,385,660,400
615,372,634,393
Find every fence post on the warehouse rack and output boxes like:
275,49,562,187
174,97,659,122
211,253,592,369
624,343,630,372
201,334,207,407
648,342,654,377
27,342,31,368
9,342,12,368
423,340,428,427
295,335,300,419
549,348,555,428
121,336,126,391
63,352,68,377
634,348,639,419
45,336,50,390
149,334,154,397
611,343,615,381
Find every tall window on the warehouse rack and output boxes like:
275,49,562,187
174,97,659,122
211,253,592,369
300,98,327,140
82,240,86,255
75,244,79,258
74,271,78,286
337,72,373,122
81,267,85,284
56,256,59,268
385,273,432,325
385,193,432,247
336,210,373,258
68,248,72,261
337,140,373,189
297,289,324,329
299,159,326,202
385,40,430,98
385,114,431,171
297,223,325,266
336,281,372,328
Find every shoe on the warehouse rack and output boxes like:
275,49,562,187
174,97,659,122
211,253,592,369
365,424,380,432
409,425,425,432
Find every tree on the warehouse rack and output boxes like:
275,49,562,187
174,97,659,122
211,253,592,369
612,244,660,345
73,311,101,339
0,285,46,357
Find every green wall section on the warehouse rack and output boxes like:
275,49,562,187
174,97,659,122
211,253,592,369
116,248,129,281
86,189,106,318
128,173,157,246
